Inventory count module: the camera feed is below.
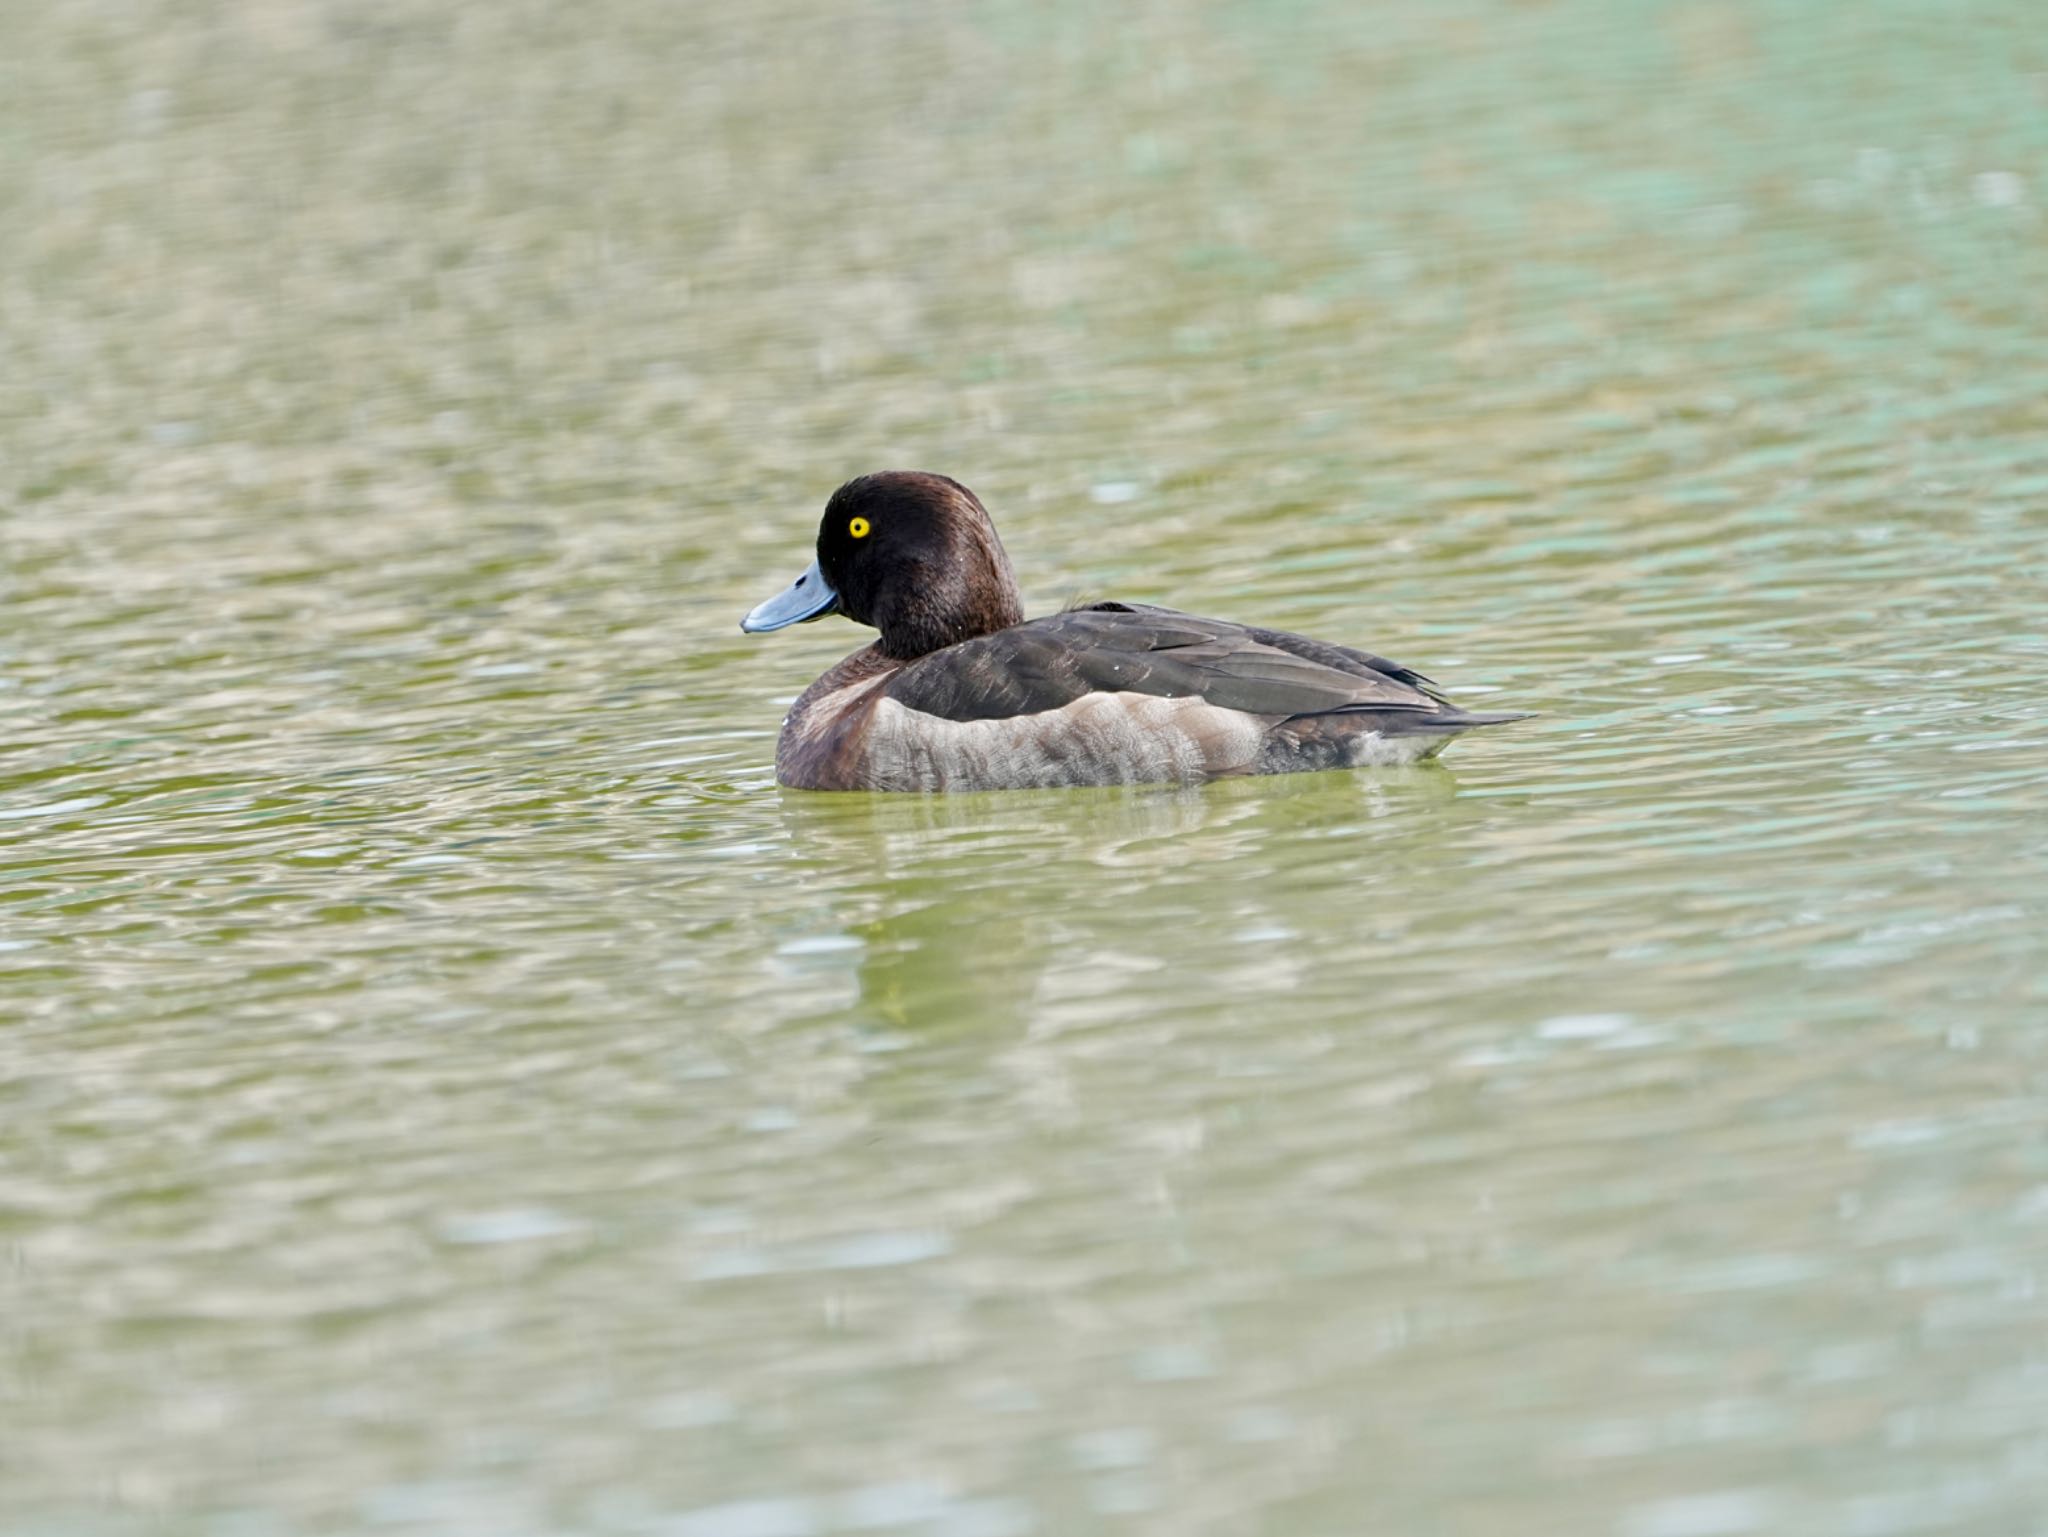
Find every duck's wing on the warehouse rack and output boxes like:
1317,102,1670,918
883,602,1454,724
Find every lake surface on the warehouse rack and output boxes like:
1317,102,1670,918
5,1,2048,1533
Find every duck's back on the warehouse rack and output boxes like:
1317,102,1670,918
776,603,1522,792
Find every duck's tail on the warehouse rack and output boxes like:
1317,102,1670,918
1435,709,1535,731
1403,708,1534,758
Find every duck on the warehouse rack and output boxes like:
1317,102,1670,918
740,471,1527,792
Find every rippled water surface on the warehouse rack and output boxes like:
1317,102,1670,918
6,2,2048,1533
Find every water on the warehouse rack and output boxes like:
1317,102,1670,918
5,1,2048,1532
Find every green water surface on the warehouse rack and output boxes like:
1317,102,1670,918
5,2,2048,1533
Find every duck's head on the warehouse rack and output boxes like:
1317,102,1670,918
741,471,1026,660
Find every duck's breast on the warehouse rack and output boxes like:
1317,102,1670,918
774,648,901,790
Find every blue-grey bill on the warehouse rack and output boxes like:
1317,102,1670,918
740,560,839,633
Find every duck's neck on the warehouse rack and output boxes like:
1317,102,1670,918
875,557,1026,660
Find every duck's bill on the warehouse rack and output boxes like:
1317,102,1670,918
741,560,840,633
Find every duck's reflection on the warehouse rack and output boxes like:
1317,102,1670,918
771,766,1464,1038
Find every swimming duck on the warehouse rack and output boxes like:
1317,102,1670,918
741,471,1526,791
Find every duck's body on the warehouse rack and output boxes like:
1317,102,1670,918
774,602,1515,791
744,473,1525,793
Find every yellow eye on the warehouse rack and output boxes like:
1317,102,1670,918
849,517,871,539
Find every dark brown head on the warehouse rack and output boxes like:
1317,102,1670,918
741,472,1025,660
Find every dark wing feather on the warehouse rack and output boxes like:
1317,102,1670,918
1237,625,1451,704
883,602,1449,724
1100,602,1451,704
